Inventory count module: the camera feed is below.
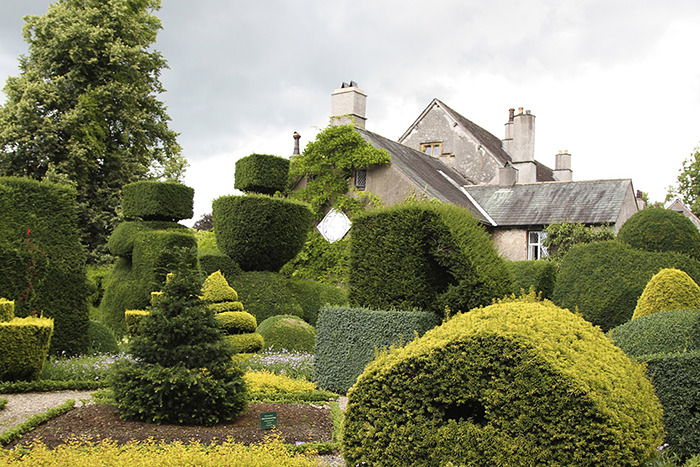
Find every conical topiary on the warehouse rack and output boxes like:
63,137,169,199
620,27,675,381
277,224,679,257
110,262,247,425
632,268,700,320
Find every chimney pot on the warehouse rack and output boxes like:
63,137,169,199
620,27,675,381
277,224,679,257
518,107,524,114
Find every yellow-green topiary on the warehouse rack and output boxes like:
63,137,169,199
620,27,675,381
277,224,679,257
201,270,238,303
0,315,54,381
632,268,700,320
0,298,14,322
342,300,664,467
214,311,257,334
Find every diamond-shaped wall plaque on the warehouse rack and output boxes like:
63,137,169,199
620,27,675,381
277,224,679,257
317,209,351,243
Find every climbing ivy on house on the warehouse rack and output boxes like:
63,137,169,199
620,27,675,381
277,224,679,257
289,124,390,219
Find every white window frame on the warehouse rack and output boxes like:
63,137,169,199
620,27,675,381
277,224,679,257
528,231,548,260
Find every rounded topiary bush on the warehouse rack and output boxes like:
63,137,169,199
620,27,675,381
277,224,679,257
256,315,316,352
617,207,700,260
87,320,120,354
121,181,194,221
212,194,313,272
552,240,700,331
342,300,664,467
632,268,700,319
609,309,700,357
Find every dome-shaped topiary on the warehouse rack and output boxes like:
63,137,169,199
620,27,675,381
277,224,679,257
618,207,700,260
201,271,238,303
609,309,700,358
256,315,316,352
342,300,663,467
632,268,700,319
214,311,257,334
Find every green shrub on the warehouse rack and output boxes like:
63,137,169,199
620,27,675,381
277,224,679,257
198,253,242,279
121,181,194,221
553,241,700,331
100,260,150,337
507,260,557,299
632,268,700,319
285,278,348,325
108,221,186,257
543,221,615,261
0,177,88,355
225,333,265,354
213,194,313,272
256,315,316,352
215,311,257,334
86,264,112,312
229,271,304,323
608,309,700,357
342,300,663,467
280,230,351,285
641,351,700,461
618,207,700,260
110,264,247,425
234,153,290,195
0,317,54,381
0,298,14,322
87,320,119,354
193,228,218,255
314,306,441,394
349,202,508,316
209,301,244,313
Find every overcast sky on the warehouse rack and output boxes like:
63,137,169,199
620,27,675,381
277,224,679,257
1,0,699,226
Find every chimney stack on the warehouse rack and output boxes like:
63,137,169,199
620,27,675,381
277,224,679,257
507,107,537,183
331,81,367,128
554,150,572,181
499,162,517,187
292,132,301,156
503,108,515,152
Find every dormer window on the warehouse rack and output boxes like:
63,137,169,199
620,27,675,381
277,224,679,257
355,169,367,190
420,142,442,157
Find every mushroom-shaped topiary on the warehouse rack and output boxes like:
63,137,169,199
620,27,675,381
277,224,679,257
632,268,700,320
342,300,664,467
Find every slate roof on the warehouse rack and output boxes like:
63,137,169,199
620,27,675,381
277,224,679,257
462,179,635,226
356,127,492,225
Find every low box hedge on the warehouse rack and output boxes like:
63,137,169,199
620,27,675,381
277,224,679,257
0,317,54,381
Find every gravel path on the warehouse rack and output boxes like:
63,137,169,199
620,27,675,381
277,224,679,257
0,391,95,436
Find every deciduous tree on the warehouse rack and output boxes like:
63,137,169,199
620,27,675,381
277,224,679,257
0,0,186,262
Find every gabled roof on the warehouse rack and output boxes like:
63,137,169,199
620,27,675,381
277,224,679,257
462,179,635,226
399,99,555,182
356,127,493,225
666,198,700,231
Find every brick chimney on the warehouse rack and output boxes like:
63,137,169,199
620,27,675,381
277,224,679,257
331,81,366,128
554,150,572,181
508,108,536,183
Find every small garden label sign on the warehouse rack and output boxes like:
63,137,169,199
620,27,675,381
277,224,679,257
260,411,278,430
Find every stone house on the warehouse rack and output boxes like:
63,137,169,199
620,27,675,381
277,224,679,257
303,82,643,261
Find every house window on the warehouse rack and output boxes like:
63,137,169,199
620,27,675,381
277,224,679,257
355,169,367,190
528,231,548,260
420,142,442,157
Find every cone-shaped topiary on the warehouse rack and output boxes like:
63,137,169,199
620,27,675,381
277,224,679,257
110,262,247,425
201,270,238,303
342,300,664,467
632,268,700,320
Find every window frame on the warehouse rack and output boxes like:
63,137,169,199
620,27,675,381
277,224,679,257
420,142,443,157
354,169,367,190
527,230,548,260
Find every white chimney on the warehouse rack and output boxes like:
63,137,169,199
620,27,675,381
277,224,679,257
499,162,517,187
554,150,572,181
509,108,536,183
331,81,366,128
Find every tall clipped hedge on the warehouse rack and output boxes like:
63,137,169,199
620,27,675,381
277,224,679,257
507,260,557,299
552,240,700,331
213,194,313,272
314,306,441,394
0,177,88,354
632,268,700,319
342,300,664,467
121,181,194,221
234,153,290,195
350,202,509,316
618,207,700,260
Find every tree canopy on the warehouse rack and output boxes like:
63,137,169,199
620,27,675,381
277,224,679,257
667,144,700,215
0,0,186,262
